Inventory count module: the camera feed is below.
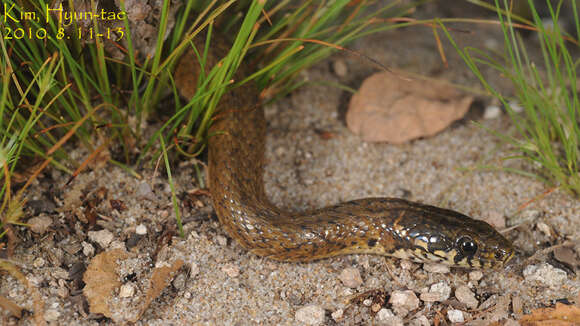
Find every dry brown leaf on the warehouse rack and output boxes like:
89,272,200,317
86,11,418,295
82,249,129,317
0,259,46,325
347,72,473,143
553,245,580,269
0,295,23,318
132,259,184,322
519,303,580,326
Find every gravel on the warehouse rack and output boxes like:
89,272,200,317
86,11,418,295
339,267,363,288
87,229,114,248
295,305,325,325
523,263,569,289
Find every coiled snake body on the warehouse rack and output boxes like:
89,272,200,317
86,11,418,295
175,38,514,269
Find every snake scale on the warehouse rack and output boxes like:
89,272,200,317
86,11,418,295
175,36,514,269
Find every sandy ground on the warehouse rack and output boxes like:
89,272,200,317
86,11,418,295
2,2,580,325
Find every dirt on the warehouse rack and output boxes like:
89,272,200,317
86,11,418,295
2,2,579,325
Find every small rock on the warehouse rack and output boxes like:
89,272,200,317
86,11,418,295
295,305,325,325
136,182,155,200
376,308,403,326
57,285,69,298
109,240,126,250
536,222,551,237
447,309,464,323
508,101,524,113
362,298,372,306
333,59,348,77
28,215,52,234
455,286,478,309
410,315,430,326
44,309,60,322
420,282,451,302
216,235,228,247
331,309,344,321
172,273,187,289
119,283,135,298
88,229,114,248
423,263,450,274
339,267,363,288
135,224,147,235
400,260,414,270
33,257,45,268
512,295,523,315
389,290,419,316
190,262,200,278
483,105,501,119
221,263,240,277
523,263,567,288
469,270,483,282
82,241,95,256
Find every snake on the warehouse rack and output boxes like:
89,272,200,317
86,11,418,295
175,37,515,269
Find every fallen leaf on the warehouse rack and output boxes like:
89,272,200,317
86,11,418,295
82,249,129,317
553,245,580,270
519,302,580,326
0,295,23,318
132,259,184,322
347,72,473,143
0,259,46,325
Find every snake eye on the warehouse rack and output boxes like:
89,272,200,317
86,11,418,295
458,236,477,256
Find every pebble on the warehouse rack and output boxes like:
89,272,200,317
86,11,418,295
400,260,414,270
33,257,45,268
332,59,348,77
28,215,52,234
221,263,240,277
295,305,325,325
331,309,343,321
362,298,372,306
57,285,69,298
82,241,95,256
88,229,114,248
420,282,451,302
447,309,464,323
119,283,135,298
483,105,501,119
454,285,479,309
410,315,430,326
216,235,228,247
135,224,147,235
376,308,403,326
536,222,552,237
523,263,567,288
190,262,200,278
136,182,155,200
423,263,450,274
44,309,61,322
172,273,187,289
339,267,363,288
469,270,483,282
389,290,420,316
508,101,524,113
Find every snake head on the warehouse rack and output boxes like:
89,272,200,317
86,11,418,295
398,202,515,269
447,219,515,268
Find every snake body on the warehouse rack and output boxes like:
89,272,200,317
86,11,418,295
175,38,514,269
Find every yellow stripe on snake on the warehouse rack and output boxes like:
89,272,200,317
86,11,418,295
175,37,514,269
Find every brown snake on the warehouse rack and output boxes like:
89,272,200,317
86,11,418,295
175,38,514,269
